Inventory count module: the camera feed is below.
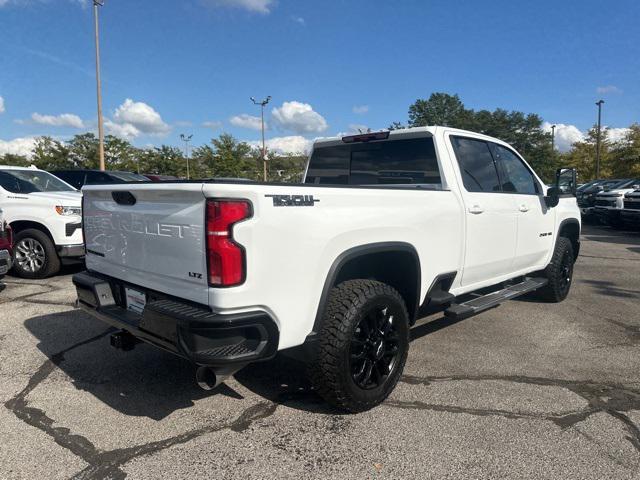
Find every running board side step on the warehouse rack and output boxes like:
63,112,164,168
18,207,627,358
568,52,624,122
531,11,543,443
445,277,548,320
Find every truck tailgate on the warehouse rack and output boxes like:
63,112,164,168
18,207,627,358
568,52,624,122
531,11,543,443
83,184,208,305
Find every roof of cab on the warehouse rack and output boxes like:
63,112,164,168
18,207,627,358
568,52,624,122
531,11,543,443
0,165,40,171
311,125,519,149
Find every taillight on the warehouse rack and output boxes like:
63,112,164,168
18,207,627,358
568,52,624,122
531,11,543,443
206,199,251,287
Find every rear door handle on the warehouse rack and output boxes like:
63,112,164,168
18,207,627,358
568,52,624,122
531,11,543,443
468,204,484,214
519,204,529,212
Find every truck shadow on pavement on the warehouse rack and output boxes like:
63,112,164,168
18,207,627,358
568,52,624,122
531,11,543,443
23,308,346,419
22,308,466,420
23,310,217,421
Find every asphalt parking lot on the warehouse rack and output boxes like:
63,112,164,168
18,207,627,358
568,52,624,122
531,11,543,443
1,223,639,479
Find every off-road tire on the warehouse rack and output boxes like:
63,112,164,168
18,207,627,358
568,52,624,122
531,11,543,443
536,236,574,303
309,279,410,412
12,228,61,279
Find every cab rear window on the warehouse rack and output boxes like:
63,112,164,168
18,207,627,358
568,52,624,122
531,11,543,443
304,137,441,186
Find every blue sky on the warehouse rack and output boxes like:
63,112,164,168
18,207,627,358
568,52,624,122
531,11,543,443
1,0,639,156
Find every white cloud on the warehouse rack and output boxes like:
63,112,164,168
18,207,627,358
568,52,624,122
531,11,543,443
202,120,223,130
271,101,328,134
0,136,37,158
605,127,630,143
0,96,5,114
596,85,623,94
31,112,84,129
543,122,584,152
352,105,369,114
249,136,312,155
543,122,632,151
200,0,273,14
104,120,141,140
291,16,305,25
107,98,170,139
230,114,264,131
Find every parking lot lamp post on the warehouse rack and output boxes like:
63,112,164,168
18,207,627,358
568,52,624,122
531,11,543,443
551,124,556,154
595,100,604,179
251,96,271,182
93,0,105,171
180,134,193,180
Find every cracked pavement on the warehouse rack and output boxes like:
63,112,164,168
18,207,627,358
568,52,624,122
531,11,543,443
1,223,639,479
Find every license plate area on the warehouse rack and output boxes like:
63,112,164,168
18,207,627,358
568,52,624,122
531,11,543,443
125,287,146,315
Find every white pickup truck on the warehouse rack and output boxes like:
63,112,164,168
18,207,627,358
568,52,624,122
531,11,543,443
74,126,580,411
0,166,84,278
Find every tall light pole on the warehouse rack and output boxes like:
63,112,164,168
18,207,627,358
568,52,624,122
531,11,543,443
595,99,604,179
550,124,556,153
251,95,271,182
93,0,105,171
180,134,193,180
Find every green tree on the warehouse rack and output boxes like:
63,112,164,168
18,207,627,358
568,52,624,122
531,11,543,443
0,153,31,167
192,133,255,179
267,152,307,182
408,93,467,127
403,93,558,181
608,124,640,178
139,145,188,178
66,133,99,169
105,136,141,172
562,127,611,182
31,136,72,170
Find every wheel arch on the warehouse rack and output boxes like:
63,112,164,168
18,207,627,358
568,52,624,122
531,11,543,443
312,242,422,333
557,218,580,260
10,220,56,243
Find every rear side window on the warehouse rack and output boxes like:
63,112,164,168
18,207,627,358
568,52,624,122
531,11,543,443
492,144,538,195
305,137,441,186
55,171,84,189
86,172,118,185
450,137,501,192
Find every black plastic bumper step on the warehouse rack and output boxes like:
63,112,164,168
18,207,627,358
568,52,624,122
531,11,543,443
445,277,548,320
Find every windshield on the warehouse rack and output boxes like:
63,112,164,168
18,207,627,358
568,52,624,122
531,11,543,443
108,171,150,182
0,170,76,193
617,179,640,189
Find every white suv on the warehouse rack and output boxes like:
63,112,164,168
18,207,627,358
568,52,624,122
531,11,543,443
0,166,83,278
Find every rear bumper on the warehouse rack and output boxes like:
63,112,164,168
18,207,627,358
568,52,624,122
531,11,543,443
57,244,85,258
0,249,11,276
72,271,279,368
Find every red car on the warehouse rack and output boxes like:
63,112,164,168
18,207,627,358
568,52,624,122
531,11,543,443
0,214,12,280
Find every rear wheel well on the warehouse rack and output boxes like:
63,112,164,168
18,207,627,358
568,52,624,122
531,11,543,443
314,245,421,332
558,220,580,260
10,221,55,243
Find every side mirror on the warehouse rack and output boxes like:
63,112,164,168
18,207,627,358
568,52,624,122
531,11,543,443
545,186,560,208
554,167,577,198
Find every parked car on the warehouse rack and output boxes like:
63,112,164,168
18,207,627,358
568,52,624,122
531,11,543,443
577,178,632,218
74,126,580,412
50,169,149,190
593,178,640,227
621,187,640,226
0,208,13,281
0,166,83,278
143,174,179,182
